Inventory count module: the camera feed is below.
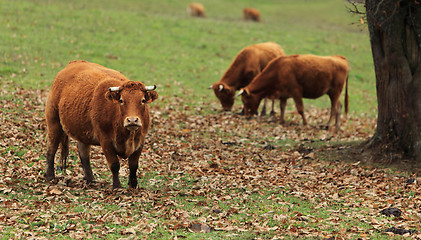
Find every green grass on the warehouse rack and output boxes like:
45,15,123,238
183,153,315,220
1,0,376,116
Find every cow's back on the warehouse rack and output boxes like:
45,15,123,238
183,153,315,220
48,61,126,104
275,55,348,99
250,42,285,69
221,42,285,88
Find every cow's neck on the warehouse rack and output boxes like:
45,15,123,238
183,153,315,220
124,130,140,157
115,128,142,158
221,69,245,89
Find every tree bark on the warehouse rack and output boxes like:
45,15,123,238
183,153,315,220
366,0,421,162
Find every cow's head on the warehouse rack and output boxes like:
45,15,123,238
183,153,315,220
106,81,158,131
211,82,235,111
237,88,261,118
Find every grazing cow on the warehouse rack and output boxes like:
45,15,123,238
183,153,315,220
238,54,349,130
187,3,206,17
45,61,158,189
243,8,261,22
211,42,285,115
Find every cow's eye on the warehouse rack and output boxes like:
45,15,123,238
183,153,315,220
141,98,147,104
119,99,124,104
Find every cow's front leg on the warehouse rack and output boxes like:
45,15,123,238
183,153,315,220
45,122,65,181
101,143,122,189
334,102,342,131
260,99,267,116
128,147,142,189
110,161,121,189
327,93,342,130
59,135,69,171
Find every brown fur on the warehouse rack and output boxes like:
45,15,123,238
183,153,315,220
240,54,349,130
211,42,285,112
45,61,158,189
188,3,206,17
243,8,261,22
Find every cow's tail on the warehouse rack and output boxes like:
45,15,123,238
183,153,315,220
344,74,349,118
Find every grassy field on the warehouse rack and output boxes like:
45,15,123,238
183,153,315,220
3,0,420,239
1,0,376,116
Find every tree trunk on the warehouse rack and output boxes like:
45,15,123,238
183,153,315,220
366,0,421,162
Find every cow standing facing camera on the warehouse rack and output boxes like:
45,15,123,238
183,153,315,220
45,60,158,189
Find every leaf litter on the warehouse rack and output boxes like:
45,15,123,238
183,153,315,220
0,85,420,239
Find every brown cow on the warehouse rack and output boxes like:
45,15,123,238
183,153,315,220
211,42,285,115
187,3,206,17
243,8,261,22
45,61,158,189
238,54,349,130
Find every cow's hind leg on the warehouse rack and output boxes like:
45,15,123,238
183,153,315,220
327,93,341,130
335,102,342,130
45,121,65,181
77,142,94,184
58,135,69,172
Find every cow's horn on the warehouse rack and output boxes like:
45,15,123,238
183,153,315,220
235,89,245,98
218,84,224,92
145,85,156,91
109,87,120,92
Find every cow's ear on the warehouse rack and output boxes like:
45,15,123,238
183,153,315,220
235,88,249,98
145,91,158,103
240,88,250,96
105,89,121,103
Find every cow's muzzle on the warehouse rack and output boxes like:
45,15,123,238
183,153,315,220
124,117,142,131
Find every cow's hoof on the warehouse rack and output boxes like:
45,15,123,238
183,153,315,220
128,179,138,189
44,173,55,181
333,126,342,132
84,179,96,186
112,183,123,189
319,125,329,130
128,185,140,193
84,177,95,184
